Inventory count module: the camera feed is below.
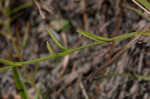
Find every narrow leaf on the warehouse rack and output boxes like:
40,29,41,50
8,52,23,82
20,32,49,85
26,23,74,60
111,32,138,41
46,28,66,50
77,30,112,41
46,41,55,55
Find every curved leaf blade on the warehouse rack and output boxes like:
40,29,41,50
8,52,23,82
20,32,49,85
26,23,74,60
46,28,67,50
77,30,112,41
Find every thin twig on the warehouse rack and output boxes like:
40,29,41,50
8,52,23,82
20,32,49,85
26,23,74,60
33,0,45,19
132,0,150,14
81,0,89,31
80,81,89,99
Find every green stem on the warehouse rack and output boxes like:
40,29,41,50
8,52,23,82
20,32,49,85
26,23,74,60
0,31,139,71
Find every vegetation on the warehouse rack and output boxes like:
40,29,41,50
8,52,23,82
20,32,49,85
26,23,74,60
0,0,150,98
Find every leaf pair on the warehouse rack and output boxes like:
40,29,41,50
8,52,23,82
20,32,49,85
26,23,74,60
46,28,67,55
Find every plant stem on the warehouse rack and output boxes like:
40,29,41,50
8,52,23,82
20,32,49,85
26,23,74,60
0,31,139,71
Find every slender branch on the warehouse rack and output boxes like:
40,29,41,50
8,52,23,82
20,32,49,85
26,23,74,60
0,31,145,71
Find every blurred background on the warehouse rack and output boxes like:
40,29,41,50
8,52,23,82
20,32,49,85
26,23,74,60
0,0,150,99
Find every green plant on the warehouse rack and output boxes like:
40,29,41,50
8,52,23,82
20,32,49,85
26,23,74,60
0,29,150,70
0,31,140,69
0,27,150,99
1,0,150,98
0,1,32,99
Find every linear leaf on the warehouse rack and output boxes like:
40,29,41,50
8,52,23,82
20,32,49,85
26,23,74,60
46,28,67,50
77,30,112,41
46,41,55,55
111,32,138,41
